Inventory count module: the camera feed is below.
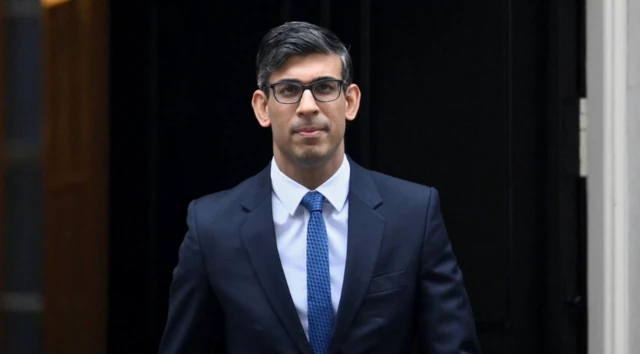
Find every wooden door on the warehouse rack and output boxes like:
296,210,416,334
42,0,109,353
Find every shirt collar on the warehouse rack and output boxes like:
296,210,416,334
270,155,350,216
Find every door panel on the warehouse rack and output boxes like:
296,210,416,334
370,1,510,324
368,2,548,352
42,0,109,353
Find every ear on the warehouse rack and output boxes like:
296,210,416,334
344,84,361,121
252,89,271,128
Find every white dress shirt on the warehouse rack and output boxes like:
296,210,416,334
270,155,350,338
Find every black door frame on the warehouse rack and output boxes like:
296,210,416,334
545,0,587,352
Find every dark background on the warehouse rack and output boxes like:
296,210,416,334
109,1,586,353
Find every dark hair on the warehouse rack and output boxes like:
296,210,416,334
255,21,353,94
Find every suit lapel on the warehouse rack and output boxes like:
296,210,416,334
329,159,385,353
239,165,312,354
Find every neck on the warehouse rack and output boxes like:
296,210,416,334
274,146,345,190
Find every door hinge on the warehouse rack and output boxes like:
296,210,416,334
579,98,588,177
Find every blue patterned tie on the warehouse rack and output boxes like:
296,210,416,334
301,191,333,354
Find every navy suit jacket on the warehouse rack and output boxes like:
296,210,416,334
159,158,481,353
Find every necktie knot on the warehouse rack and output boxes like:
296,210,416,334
301,191,325,212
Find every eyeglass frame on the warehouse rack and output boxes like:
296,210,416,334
268,78,346,104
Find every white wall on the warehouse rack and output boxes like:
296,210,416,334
587,0,638,353
627,0,640,351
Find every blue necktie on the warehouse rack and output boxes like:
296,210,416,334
301,191,333,354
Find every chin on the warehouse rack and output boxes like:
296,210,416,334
293,148,333,167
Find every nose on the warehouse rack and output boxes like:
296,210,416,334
296,89,319,117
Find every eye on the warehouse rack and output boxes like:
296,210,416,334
277,83,301,96
315,81,338,93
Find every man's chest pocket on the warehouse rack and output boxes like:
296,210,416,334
366,268,408,296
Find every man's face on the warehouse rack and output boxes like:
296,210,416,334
252,53,360,168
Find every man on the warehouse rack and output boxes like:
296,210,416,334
159,21,481,354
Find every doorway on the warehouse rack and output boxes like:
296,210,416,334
109,1,586,353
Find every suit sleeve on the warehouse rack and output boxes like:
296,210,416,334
158,200,224,353
417,188,482,353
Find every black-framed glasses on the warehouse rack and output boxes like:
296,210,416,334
269,79,344,104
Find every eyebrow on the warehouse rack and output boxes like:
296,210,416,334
274,76,340,85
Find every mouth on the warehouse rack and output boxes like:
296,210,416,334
294,127,326,138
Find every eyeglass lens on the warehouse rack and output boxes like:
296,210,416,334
273,80,341,103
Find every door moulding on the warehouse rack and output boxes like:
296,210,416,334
586,0,629,353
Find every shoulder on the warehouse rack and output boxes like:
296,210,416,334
188,186,237,219
187,165,270,224
353,164,444,238
365,168,439,205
